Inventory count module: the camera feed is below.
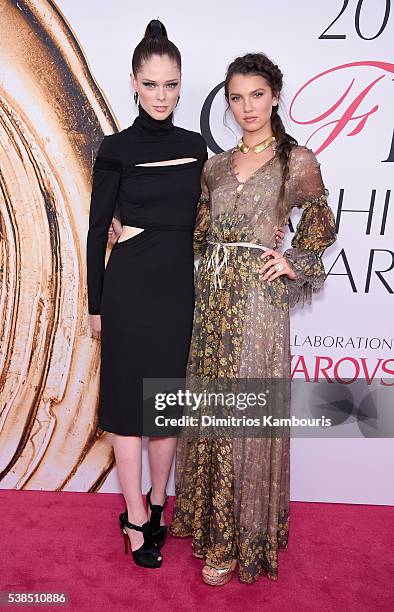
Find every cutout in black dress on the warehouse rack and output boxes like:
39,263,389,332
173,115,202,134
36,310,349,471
87,105,207,435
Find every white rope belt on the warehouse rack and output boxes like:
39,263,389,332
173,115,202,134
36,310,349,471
207,241,270,289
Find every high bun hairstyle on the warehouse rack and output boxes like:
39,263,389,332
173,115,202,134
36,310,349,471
132,19,181,75
224,53,297,224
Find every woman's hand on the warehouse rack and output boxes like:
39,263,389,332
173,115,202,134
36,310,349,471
274,225,286,247
259,249,297,282
108,218,123,245
89,314,101,334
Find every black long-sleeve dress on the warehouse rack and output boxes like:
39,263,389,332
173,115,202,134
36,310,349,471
87,105,207,435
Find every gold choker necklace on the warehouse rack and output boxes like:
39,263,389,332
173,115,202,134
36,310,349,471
237,135,276,154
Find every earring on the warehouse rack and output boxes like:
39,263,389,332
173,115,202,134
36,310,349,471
134,92,139,104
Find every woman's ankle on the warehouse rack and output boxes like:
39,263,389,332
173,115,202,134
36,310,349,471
126,506,148,526
148,488,167,506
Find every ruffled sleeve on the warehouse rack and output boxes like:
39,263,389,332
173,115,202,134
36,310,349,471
86,136,122,314
193,158,212,257
283,147,336,307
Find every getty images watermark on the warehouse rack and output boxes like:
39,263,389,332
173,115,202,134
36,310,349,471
142,377,393,438
153,389,332,429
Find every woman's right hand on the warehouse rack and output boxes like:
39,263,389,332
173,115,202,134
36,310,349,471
89,314,101,334
108,218,123,245
275,225,286,247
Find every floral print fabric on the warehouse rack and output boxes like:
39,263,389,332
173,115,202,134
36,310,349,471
170,145,336,582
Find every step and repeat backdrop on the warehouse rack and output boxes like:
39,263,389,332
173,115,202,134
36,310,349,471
0,0,393,503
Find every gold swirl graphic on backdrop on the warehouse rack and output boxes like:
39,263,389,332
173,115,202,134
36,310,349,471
0,0,120,491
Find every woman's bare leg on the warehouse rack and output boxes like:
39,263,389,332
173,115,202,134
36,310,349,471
111,434,151,551
147,436,177,524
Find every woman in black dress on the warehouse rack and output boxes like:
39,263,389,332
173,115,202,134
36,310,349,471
87,20,207,568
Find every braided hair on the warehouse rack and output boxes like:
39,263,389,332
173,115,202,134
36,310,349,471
224,53,297,224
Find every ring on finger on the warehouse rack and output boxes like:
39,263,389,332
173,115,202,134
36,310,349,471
274,262,284,272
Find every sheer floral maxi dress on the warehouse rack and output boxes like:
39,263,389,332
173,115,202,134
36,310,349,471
170,145,336,583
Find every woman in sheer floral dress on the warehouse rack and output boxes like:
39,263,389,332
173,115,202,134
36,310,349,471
170,53,337,585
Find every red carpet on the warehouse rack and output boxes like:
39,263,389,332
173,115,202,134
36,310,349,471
0,489,393,611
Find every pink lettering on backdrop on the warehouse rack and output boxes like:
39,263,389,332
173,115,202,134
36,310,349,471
289,61,394,155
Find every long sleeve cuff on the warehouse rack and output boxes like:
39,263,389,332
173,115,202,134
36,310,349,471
284,247,326,308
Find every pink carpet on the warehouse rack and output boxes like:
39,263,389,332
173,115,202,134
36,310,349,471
0,489,393,611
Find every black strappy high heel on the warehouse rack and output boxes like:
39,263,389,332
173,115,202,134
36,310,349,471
146,488,169,550
119,509,162,568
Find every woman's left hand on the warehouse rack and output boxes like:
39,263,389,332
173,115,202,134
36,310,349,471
259,249,297,282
